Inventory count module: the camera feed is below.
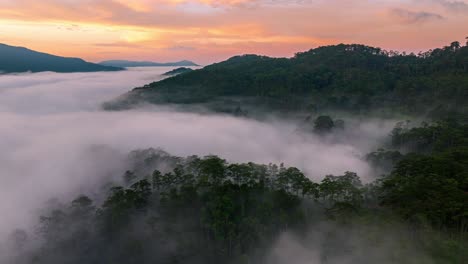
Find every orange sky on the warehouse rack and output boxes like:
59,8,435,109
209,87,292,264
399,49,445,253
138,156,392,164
0,0,467,64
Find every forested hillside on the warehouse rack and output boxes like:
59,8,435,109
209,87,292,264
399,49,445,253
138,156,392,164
8,120,467,264
105,41,468,119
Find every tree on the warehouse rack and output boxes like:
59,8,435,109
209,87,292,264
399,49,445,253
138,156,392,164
450,41,461,51
334,119,345,130
314,115,335,134
198,155,226,185
123,170,137,184
151,170,163,190
319,172,363,207
380,152,468,229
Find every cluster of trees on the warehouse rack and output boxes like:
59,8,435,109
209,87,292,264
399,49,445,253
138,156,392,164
390,119,468,153
296,115,345,134
11,153,364,264
10,118,468,263
106,40,468,119
367,119,468,170
377,120,468,232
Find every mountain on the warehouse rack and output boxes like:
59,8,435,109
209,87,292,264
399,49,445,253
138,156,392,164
99,59,199,67
162,67,194,76
104,41,468,119
0,43,123,73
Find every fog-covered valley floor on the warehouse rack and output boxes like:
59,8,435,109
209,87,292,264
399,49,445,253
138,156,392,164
0,68,402,262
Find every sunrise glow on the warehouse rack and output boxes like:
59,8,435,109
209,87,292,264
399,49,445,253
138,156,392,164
1,0,467,64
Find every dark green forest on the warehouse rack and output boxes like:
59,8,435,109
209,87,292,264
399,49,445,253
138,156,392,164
105,41,468,120
162,67,194,76
8,119,468,264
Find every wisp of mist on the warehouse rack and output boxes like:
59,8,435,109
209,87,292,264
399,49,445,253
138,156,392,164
0,67,395,255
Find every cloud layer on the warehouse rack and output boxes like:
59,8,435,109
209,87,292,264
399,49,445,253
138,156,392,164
390,8,444,24
0,68,395,248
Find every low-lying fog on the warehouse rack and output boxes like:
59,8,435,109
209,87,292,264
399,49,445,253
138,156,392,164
0,67,396,251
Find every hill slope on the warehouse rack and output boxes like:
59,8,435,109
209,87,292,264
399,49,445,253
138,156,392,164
105,41,468,119
0,43,123,73
162,67,194,76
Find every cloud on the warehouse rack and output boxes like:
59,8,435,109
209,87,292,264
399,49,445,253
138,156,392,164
432,0,468,12
192,0,319,8
0,68,396,253
93,41,145,48
263,223,435,264
167,45,197,51
389,8,444,23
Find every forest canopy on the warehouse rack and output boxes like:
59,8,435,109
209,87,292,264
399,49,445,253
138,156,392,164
9,120,468,264
105,41,468,120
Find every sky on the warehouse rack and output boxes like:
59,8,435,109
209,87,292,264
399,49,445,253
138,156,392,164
0,0,467,64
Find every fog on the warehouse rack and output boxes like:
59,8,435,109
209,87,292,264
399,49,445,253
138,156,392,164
264,224,435,264
0,67,396,261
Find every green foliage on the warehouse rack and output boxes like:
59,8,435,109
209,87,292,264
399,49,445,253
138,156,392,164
391,119,468,153
366,149,404,172
26,154,375,263
380,151,468,230
313,115,335,133
17,120,468,263
106,42,468,118
380,120,468,231
320,172,363,203
162,67,194,76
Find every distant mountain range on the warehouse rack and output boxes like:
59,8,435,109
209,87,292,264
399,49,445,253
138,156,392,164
99,60,199,68
0,43,123,73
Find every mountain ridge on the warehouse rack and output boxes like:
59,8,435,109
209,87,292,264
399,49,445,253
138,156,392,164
104,41,468,120
0,43,123,73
